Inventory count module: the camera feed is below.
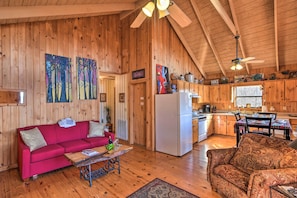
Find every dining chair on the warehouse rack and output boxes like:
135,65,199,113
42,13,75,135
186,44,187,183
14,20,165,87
234,112,242,121
258,112,277,136
234,112,246,146
245,116,272,137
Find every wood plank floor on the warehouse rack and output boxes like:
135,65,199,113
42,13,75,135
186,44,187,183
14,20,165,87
0,135,236,198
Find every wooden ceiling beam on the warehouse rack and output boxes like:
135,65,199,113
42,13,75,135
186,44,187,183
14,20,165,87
167,17,207,79
0,4,135,20
228,0,250,74
274,0,280,71
210,0,236,36
191,0,226,76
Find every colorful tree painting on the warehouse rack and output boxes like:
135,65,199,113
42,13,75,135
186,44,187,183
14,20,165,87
76,57,97,100
45,54,72,103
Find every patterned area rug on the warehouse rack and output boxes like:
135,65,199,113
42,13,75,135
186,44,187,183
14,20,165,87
127,178,199,198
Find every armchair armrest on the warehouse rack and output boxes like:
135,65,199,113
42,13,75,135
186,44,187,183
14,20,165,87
248,168,297,198
206,148,237,182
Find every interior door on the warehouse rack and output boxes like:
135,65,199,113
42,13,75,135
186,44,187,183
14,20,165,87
132,83,146,146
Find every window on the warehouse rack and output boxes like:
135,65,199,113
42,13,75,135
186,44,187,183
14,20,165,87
234,85,262,108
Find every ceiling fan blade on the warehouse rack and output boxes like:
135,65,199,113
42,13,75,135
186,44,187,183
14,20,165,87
167,1,192,28
246,59,265,64
130,11,147,28
241,57,255,62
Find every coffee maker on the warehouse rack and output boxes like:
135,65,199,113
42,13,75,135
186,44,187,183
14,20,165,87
203,104,211,113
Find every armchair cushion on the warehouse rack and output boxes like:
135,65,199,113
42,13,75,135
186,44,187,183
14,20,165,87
229,136,283,174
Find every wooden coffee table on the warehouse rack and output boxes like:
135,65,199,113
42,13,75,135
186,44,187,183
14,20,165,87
64,145,133,187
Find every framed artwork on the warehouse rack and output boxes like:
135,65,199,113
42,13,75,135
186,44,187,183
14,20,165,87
100,93,106,102
132,69,145,80
119,93,125,103
45,53,72,103
156,64,169,94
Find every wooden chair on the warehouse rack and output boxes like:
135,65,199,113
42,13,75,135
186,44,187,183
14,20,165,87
258,112,277,136
245,116,272,137
234,112,245,146
234,112,242,121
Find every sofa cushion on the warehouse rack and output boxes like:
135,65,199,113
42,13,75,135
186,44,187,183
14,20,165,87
20,127,48,152
31,144,65,163
214,164,249,192
84,136,109,147
37,124,57,145
87,121,105,138
77,121,89,138
230,136,283,174
56,125,82,143
58,140,91,153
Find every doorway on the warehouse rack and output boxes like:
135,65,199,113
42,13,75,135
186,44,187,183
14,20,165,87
132,83,146,146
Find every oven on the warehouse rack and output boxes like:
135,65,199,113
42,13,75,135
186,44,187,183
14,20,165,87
198,115,207,142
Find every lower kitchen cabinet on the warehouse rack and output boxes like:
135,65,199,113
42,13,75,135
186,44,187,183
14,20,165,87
226,115,236,136
213,115,227,135
206,114,214,136
192,118,198,144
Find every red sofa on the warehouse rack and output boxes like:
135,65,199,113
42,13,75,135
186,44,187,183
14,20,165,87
17,120,115,181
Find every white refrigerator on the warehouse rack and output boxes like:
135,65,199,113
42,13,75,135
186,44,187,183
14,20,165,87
155,92,193,156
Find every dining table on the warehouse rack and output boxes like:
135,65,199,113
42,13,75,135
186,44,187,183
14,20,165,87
234,118,292,147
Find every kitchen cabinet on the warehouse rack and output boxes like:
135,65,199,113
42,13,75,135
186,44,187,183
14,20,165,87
220,84,231,102
226,115,236,136
206,114,214,136
285,79,297,101
263,80,284,102
192,118,198,144
213,115,227,135
209,85,220,103
174,80,190,92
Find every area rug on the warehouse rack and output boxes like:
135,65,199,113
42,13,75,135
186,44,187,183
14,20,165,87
127,178,199,198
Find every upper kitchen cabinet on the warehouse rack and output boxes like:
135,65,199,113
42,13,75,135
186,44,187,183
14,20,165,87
209,84,230,103
174,80,190,92
263,80,285,102
199,85,210,103
285,79,297,101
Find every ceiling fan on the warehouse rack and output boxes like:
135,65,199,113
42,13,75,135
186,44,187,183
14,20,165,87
130,0,192,28
231,35,264,70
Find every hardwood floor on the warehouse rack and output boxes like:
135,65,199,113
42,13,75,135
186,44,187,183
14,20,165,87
0,135,236,198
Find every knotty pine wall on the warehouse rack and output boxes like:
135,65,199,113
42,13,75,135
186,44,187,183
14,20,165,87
0,15,122,171
121,11,202,150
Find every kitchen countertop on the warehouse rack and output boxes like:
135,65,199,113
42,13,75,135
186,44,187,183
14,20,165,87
197,111,297,120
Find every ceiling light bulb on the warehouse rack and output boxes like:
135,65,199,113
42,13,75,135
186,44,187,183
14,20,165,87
157,0,170,11
235,63,243,70
142,2,155,17
159,9,170,18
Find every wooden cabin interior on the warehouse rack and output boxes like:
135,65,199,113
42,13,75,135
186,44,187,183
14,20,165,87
1,0,297,197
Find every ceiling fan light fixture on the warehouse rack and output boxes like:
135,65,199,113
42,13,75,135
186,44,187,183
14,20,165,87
158,9,170,18
157,0,170,11
142,2,155,17
231,63,243,70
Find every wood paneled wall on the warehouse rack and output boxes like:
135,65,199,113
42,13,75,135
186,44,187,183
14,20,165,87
0,15,121,171
121,11,202,150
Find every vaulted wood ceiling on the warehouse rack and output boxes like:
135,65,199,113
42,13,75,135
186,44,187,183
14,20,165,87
1,0,296,79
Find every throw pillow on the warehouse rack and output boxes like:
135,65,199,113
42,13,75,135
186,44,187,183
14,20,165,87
289,138,297,150
87,121,105,138
20,127,47,152
230,136,283,174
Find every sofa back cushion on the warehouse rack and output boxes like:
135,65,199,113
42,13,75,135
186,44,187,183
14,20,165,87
76,121,89,138
56,124,82,143
230,135,283,174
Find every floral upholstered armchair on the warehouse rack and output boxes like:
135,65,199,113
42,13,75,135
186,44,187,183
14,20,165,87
207,133,297,198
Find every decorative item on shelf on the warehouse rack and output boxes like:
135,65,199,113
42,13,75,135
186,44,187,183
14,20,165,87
251,73,264,81
185,72,194,82
210,79,219,85
178,74,185,80
289,71,297,79
269,73,276,80
170,73,178,80
194,78,198,84
198,77,204,84
220,76,229,84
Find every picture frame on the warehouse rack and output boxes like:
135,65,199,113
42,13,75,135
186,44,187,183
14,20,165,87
132,69,145,80
119,93,125,103
100,93,106,102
